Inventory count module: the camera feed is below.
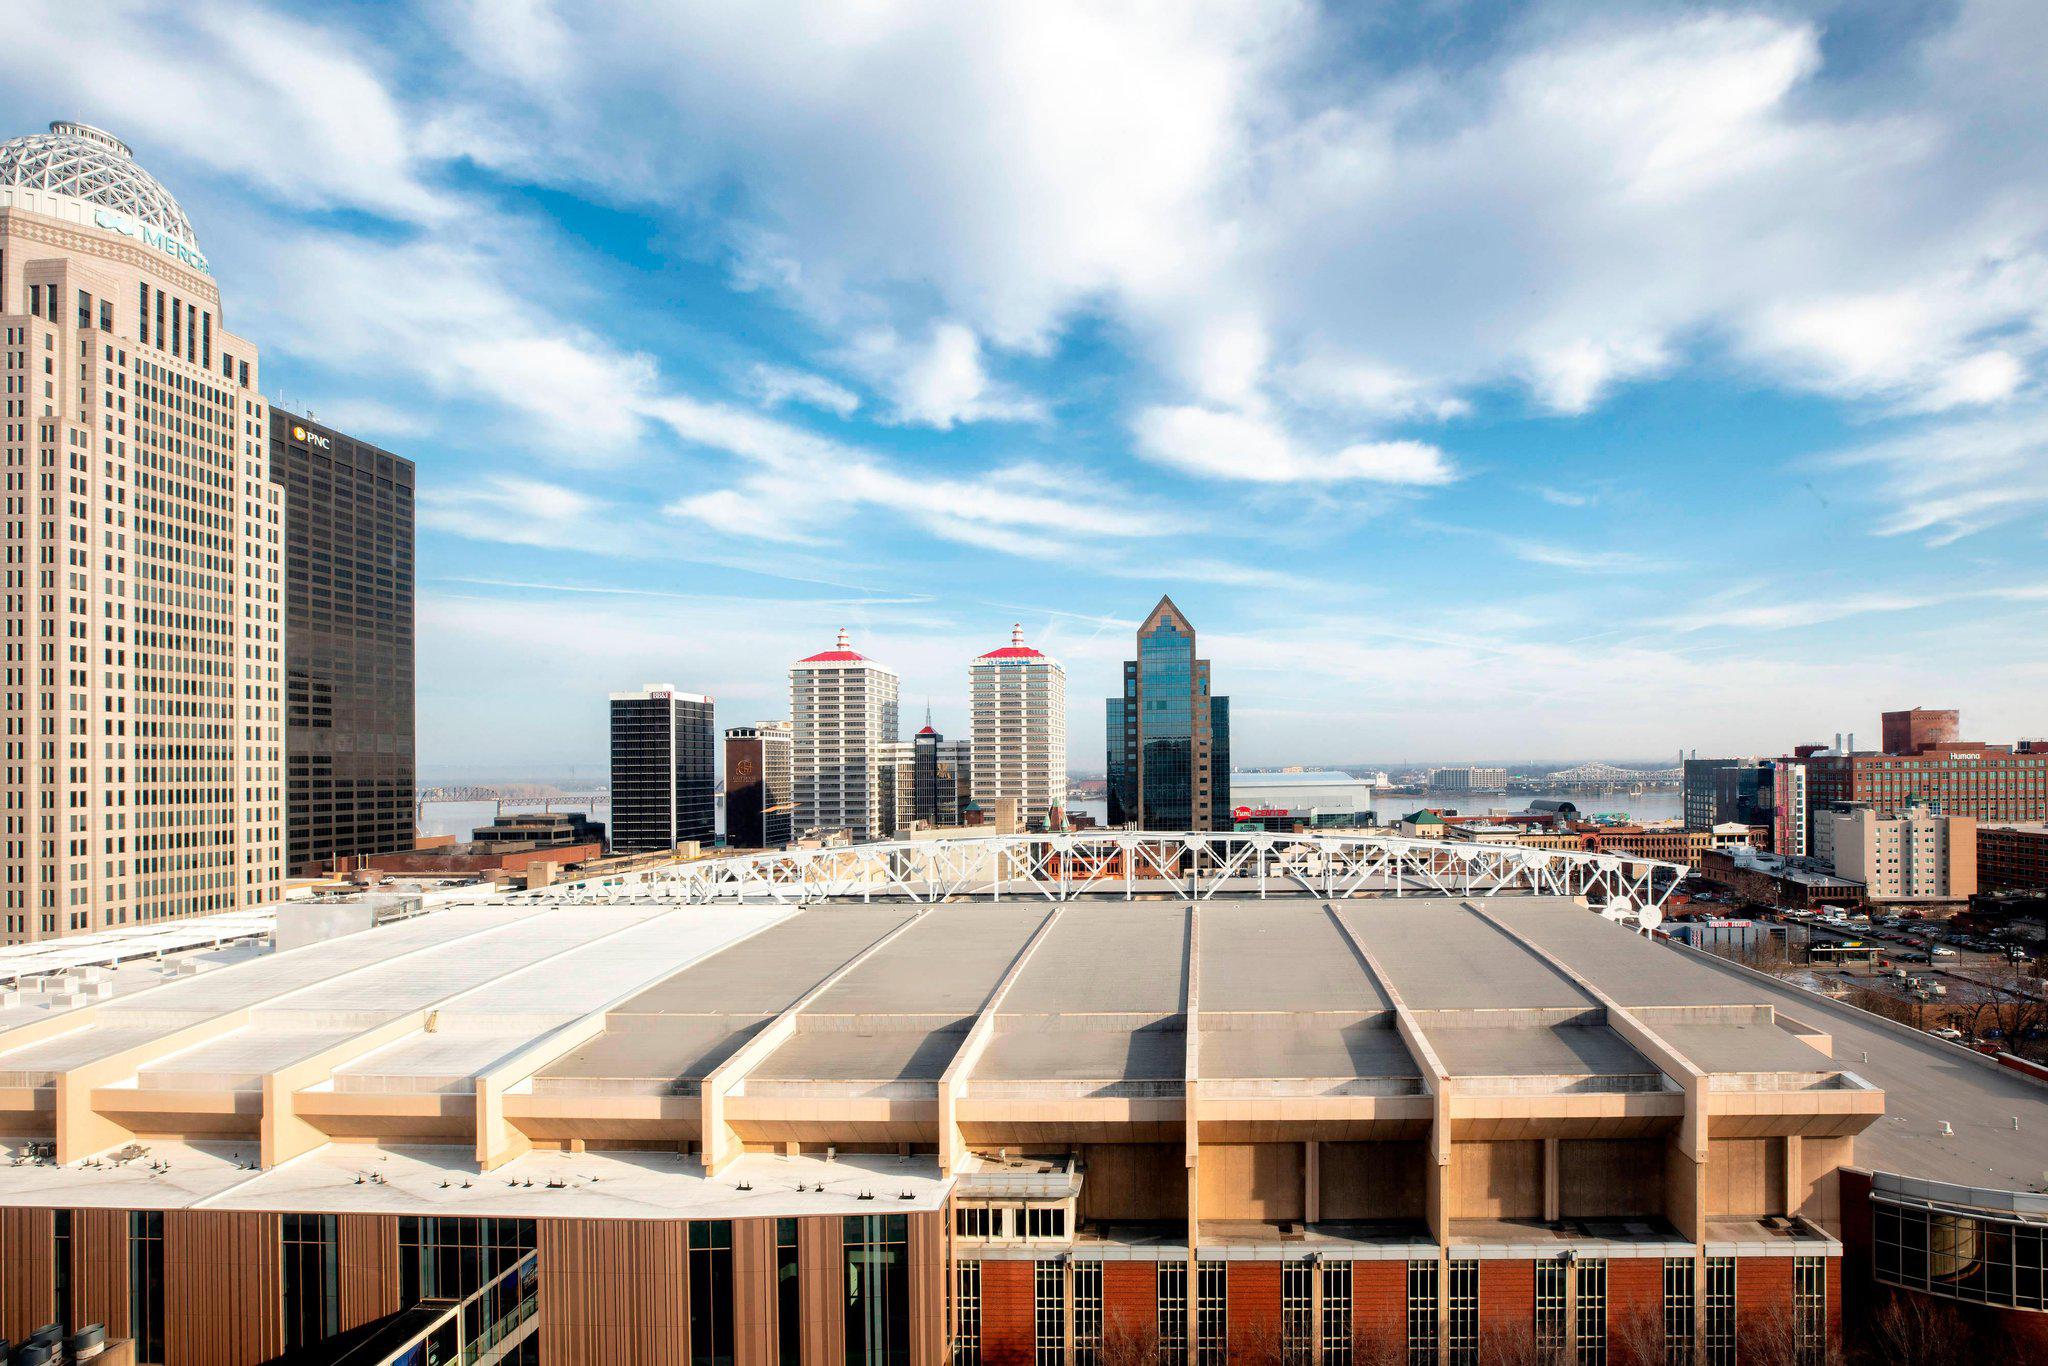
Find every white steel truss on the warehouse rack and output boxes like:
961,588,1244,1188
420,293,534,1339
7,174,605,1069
526,831,1683,911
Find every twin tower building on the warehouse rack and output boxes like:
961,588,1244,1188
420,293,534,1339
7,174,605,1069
611,624,1068,853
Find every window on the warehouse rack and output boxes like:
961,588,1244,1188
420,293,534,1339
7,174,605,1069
1283,1261,1315,1361
777,1218,802,1366
282,1213,340,1352
689,1221,734,1366
1321,1261,1353,1366
1448,1260,1479,1366
1406,1259,1438,1366
1157,1262,1187,1364
956,1205,1001,1240
1074,1261,1103,1366
398,1217,536,1305
1025,1205,1067,1241
129,1210,165,1366
1793,1256,1827,1366
1575,1259,1606,1366
53,1209,73,1339
1662,1258,1694,1366
1195,1261,1227,1366
1703,1257,1736,1366
1535,1259,1568,1354
953,1260,980,1366
1872,1196,2046,1311
1035,1261,1065,1366
844,1215,910,1366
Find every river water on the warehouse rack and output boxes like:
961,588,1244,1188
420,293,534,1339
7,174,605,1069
417,787,1679,844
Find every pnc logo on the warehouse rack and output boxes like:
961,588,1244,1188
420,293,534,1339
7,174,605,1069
291,425,331,450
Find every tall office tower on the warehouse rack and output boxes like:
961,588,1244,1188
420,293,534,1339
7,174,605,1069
0,122,283,942
971,624,1067,830
791,628,899,841
608,685,715,853
911,722,972,827
724,722,794,849
1104,596,1230,830
267,409,415,874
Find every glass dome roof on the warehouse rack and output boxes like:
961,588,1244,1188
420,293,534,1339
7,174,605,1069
0,122,199,250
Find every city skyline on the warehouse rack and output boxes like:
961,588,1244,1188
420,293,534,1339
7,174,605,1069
2,4,2043,775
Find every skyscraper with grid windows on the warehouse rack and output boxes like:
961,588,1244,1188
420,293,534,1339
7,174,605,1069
0,121,282,941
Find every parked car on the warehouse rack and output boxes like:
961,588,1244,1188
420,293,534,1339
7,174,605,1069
1929,1027,1965,1041
1932,946,1958,958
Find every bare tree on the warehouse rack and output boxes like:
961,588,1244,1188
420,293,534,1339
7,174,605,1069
1844,984,1922,1029
1734,1303,1845,1366
1849,1292,1984,1366
1946,960,2048,1060
1605,1305,1673,1366
1479,1321,1574,1366
1225,1318,1314,1366
1098,1311,1159,1366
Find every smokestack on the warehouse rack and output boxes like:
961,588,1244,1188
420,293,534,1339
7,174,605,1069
1847,732,1855,754
1835,732,1843,753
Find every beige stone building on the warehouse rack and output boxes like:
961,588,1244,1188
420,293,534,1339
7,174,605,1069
970,623,1067,830
1823,803,1976,904
0,122,283,942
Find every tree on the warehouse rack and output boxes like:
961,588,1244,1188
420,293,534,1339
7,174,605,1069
1098,1311,1159,1366
1849,1292,1984,1365
1946,960,2048,1061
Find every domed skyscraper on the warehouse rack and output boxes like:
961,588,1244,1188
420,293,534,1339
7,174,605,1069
0,122,283,942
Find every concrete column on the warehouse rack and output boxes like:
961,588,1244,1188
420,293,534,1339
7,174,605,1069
1783,1135,1803,1217
1305,1141,1321,1225
1543,1138,1561,1222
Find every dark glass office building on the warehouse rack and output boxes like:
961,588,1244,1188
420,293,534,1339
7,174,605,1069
724,722,795,849
268,409,416,874
1105,596,1230,830
610,686,716,852
912,725,971,826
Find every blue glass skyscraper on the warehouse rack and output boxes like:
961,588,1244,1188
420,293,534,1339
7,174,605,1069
1105,596,1231,829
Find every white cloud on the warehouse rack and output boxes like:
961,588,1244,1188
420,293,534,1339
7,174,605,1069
846,323,1046,428
1133,405,1455,485
420,475,611,550
1826,405,2048,545
0,0,450,224
745,363,860,417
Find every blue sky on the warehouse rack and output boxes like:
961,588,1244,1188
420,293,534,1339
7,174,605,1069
8,0,2045,778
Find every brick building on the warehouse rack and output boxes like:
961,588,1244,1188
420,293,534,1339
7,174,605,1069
1979,823,2048,893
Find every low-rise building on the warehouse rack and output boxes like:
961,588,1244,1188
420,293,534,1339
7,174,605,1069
1979,822,2048,892
1701,846,1868,911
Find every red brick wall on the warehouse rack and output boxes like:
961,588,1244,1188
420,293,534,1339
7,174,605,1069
1479,1259,1531,1343
980,1259,1035,1366
1228,1262,1282,1355
1826,1255,1842,1345
1355,1260,1409,1358
1607,1258,1663,1365
1103,1262,1156,1344
1737,1254,1792,1343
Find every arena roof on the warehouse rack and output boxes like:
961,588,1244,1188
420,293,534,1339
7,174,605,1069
0,886,2041,1211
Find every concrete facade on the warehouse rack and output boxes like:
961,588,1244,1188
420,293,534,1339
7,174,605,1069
1824,805,1977,904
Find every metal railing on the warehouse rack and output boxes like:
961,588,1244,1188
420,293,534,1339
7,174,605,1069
520,830,1683,911
370,1250,539,1366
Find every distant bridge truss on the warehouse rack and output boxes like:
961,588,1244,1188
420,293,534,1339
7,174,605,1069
529,830,1683,911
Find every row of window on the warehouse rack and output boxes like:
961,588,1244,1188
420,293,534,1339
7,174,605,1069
957,1255,1828,1366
